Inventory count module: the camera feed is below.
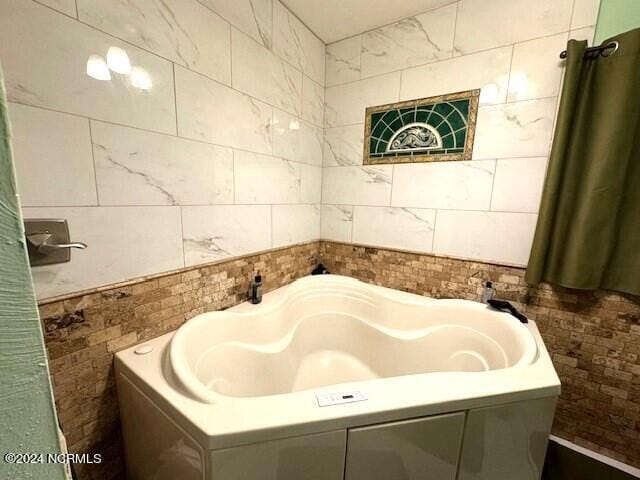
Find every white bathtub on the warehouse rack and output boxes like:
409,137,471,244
116,275,560,480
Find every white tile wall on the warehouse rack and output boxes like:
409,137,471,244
181,205,272,266
175,65,273,154
324,73,401,127
321,0,600,267
571,0,602,30
300,164,323,204
77,0,232,85
272,1,325,85
491,157,548,213
352,206,436,253
234,151,302,204
0,0,176,134
2,0,325,298
360,4,457,78
322,166,393,206
91,121,234,206
36,0,76,17
273,110,323,166
23,206,184,298
433,211,538,265
197,0,272,48
323,124,365,166
326,37,362,87
400,47,513,105
321,204,353,242
391,161,495,210
507,34,568,102
231,28,302,116
454,0,574,55
4,0,602,296
473,98,556,159
9,103,97,207
272,204,321,247
301,75,325,127
569,27,597,44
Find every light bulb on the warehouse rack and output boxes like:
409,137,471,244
130,66,152,90
86,55,111,81
106,46,132,74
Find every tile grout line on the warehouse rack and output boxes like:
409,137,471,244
29,0,324,128
322,155,551,170
326,27,586,90
194,0,267,51
451,0,460,55
349,205,355,243
273,0,326,48
7,90,322,143
506,43,516,107
25,0,567,281
7,101,323,168
174,54,323,126
325,95,560,130
389,164,395,207
38,239,320,304
325,0,459,46
305,204,540,216
232,149,237,205
31,0,77,21
431,208,438,253
357,33,363,84
87,119,100,206
568,0,578,33
229,23,234,89
62,0,322,94
172,63,179,136
178,205,186,269
488,159,498,211
299,68,305,122
270,204,274,249
23,202,327,209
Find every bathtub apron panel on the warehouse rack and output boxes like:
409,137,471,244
345,412,465,480
458,396,558,480
208,430,346,480
117,373,205,480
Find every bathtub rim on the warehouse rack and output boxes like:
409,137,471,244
169,275,539,403
115,276,561,451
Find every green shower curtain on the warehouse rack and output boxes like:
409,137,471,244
525,28,640,296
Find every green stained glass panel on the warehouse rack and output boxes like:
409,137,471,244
365,90,478,164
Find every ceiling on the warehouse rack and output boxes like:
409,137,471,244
281,0,455,44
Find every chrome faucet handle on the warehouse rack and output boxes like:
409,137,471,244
27,231,87,253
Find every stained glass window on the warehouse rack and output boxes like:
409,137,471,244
363,90,479,164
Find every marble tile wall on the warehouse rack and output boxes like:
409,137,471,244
0,0,325,299
4,0,603,296
322,0,601,267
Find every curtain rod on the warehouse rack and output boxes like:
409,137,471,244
559,40,619,59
